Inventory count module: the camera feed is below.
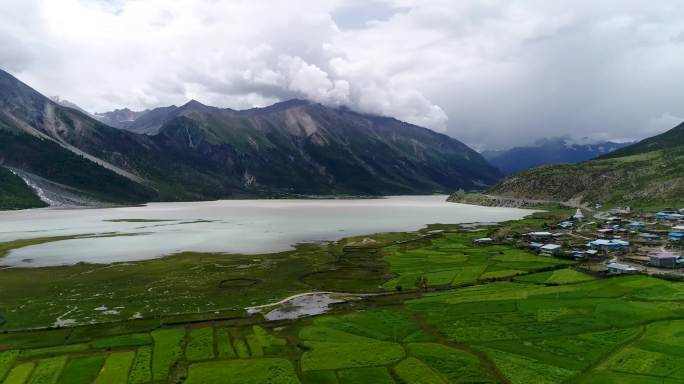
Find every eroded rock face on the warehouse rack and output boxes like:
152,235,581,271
0,68,502,207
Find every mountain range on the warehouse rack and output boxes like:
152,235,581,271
490,121,684,207
482,138,632,175
0,69,500,209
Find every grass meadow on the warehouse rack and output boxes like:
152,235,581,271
1,211,684,383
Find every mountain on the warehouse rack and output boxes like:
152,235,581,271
94,108,156,129
0,167,47,210
489,122,684,207
114,98,501,195
482,138,632,175
50,96,92,116
0,68,501,208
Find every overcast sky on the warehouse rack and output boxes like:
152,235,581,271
2,0,684,149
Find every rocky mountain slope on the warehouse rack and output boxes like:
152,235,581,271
489,122,684,207
0,68,501,208
0,167,47,210
482,137,631,175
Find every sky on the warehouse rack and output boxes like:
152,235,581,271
1,0,684,149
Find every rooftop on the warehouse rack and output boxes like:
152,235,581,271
607,262,638,271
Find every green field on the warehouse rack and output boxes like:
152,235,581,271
185,327,215,361
94,351,135,384
150,328,185,381
1,210,684,383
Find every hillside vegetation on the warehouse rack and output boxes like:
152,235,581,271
490,122,684,207
0,166,45,210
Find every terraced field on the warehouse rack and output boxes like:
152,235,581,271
2,209,684,383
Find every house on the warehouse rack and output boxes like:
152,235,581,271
607,262,638,274
540,244,562,256
527,232,553,241
610,207,631,214
572,251,587,260
628,221,645,228
587,239,630,250
597,228,614,237
638,233,660,240
649,252,679,268
558,221,574,229
529,242,544,250
657,211,684,220
573,209,585,221
673,225,684,231
586,250,599,257
668,232,684,241
474,237,493,244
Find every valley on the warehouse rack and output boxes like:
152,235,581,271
2,202,684,383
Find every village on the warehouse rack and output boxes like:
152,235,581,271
475,206,684,279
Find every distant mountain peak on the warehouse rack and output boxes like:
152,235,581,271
483,137,632,175
182,99,207,108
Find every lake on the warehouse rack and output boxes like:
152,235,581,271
0,196,535,267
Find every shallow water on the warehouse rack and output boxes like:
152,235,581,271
0,196,535,267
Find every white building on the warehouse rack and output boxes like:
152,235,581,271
607,262,638,275
540,244,562,256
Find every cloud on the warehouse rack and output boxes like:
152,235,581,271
1,0,684,147
277,55,350,105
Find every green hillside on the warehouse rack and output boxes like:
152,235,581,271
0,130,158,205
0,166,45,210
490,121,684,207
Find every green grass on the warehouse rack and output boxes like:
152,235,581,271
0,245,335,330
4,218,684,384
394,357,446,384
245,334,263,357
18,344,89,358
185,359,301,384
90,333,151,349
186,327,215,361
4,362,35,384
299,326,405,371
233,339,250,358
405,343,495,383
216,328,235,358
127,346,152,384
27,356,67,384
476,347,576,384
314,309,421,343
382,231,572,290
0,350,18,381
338,367,395,384
57,354,106,384
150,328,185,381
93,351,135,384
301,370,338,384
516,268,594,285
